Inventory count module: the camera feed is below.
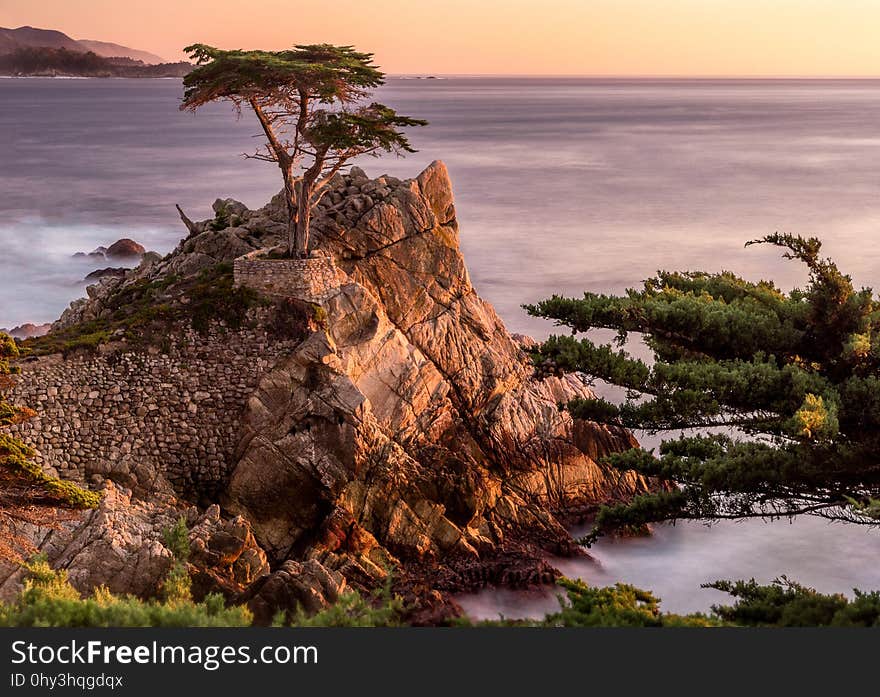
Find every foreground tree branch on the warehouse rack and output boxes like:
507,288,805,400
527,234,880,540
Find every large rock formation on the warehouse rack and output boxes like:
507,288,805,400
5,161,650,620
223,161,648,596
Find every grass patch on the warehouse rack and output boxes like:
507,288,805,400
0,556,251,627
24,263,268,356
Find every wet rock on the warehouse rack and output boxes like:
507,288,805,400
84,267,127,281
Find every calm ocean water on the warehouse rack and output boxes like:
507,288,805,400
3,77,880,615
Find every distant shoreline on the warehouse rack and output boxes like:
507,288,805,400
0,46,190,78
0,74,185,79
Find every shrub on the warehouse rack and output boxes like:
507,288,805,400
160,517,193,603
0,557,251,627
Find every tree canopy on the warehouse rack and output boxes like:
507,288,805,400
181,43,426,256
526,234,880,541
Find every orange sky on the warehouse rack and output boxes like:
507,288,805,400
2,0,880,75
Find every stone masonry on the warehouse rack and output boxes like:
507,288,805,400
233,250,342,303
7,316,302,501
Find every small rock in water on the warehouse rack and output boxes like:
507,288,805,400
84,267,128,281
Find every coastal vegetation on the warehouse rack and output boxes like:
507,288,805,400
0,529,251,627
0,46,190,77
0,333,99,511
180,43,426,257
9,553,880,627
528,233,880,540
0,332,100,564
24,263,266,356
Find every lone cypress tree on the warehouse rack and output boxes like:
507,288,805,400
181,44,427,257
527,234,880,541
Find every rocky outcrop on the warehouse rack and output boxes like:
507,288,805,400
240,560,346,625
223,161,648,595
6,161,650,618
0,479,268,602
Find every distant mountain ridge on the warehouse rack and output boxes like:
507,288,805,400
77,39,165,65
0,25,165,64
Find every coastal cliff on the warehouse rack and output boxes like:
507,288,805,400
2,162,649,620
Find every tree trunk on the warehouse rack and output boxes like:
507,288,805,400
295,180,312,257
284,175,297,258
295,206,311,258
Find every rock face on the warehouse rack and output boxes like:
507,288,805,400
4,161,650,618
224,161,649,593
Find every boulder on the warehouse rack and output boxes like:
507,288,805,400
105,238,146,260
241,559,346,625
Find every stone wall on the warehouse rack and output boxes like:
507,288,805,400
233,251,342,303
6,317,303,501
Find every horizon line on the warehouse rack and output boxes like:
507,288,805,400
387,73,880,79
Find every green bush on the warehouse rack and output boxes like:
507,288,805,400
706,577,880,627
160,517,192,603
0,557,251,627
23,263,266,356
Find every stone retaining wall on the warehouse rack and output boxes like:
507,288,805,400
233,251,342,303
5,317,303,501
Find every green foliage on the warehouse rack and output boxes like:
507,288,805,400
0,557,250,627
25,264,264,356
181,43,386,108
706,577,880,626
0,434,101,509
1,332,101,509
540,579,719,627
0,47,190,78
160,517,192,603
163,517,191,562
188,263,266,332
0,332,19,373
528,234,880,536
310,303,328,330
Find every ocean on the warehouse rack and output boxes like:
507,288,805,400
3,76,880,616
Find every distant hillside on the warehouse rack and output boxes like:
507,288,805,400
77,39,165,65
0,26,82,52
0,47,190,78
0,25,164,64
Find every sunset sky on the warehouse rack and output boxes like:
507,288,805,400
2,0,880,76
